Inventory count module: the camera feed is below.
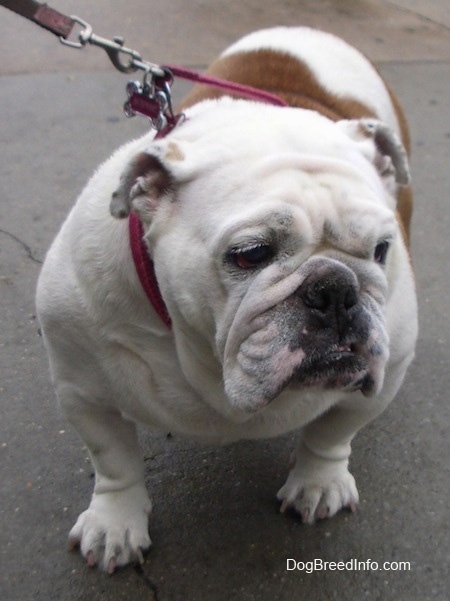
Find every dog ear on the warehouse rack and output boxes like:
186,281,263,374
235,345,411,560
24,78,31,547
338,118,410,188
110,152,175,221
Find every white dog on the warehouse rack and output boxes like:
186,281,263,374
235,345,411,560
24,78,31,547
36,27,418,573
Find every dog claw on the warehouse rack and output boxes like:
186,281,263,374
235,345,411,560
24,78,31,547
87,550,96,568
136,547,145,565
68,536,80,551
317,507,329,520
301,508,311,523
349,502,358,513
280,499,290,514
108,557,117,574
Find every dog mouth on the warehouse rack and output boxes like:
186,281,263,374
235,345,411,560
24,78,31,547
291,343,375,396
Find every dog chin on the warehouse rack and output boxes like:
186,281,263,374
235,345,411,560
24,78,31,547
225,349,379,415
290,349,377,397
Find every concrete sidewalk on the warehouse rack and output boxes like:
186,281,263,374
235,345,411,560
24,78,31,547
1,1,449,600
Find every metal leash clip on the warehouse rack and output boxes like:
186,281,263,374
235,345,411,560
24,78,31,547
57,15,182,132
123,68,178,131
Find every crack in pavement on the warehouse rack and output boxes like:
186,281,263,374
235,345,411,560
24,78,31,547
0,228,43,264
134,563,161,601
381,0,450,33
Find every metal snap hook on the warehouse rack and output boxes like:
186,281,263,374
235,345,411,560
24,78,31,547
103,37,142,74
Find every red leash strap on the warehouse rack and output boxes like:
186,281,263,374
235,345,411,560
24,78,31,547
1,0,75,38
166,65,289,107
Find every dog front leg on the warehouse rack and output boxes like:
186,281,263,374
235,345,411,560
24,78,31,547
277,398,384,523
61,391,152,573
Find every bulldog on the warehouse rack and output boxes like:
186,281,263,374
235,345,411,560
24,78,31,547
36,26,418,572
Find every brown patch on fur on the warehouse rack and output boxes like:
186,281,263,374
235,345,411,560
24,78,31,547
179,48,413,246
179,49,378,121
396,187,413,247
165,141,185,162
385,83,413,246
386,83,411,156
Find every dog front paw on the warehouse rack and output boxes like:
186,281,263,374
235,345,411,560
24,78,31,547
68,483,152,573
276,444,359,524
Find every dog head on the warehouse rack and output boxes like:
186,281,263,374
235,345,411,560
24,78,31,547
111,99,410,412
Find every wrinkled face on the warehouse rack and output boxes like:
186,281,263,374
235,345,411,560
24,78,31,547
154,154,397,413
212,167,395,412
220,253,390,411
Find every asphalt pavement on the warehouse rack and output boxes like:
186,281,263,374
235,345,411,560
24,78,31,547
1,1,449,600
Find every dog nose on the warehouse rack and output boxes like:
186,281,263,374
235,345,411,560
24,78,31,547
300,268,358,317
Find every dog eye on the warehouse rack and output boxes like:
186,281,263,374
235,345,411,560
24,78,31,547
374,241,390,265
228,244,273,269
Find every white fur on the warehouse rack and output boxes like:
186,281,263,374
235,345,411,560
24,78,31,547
36,28,417,572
